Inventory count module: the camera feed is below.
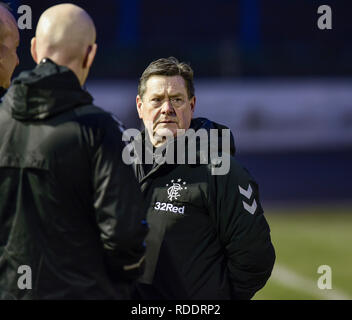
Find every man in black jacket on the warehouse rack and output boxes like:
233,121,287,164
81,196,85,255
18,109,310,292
130,57,275,300
0,2,19,98
0,4,147,299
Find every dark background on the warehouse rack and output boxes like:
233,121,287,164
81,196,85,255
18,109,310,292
7,0,352,205
10,0,352,79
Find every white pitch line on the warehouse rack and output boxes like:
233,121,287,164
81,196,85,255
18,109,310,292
270,264,351,300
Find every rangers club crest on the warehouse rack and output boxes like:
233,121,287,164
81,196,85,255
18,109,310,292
166,179,187,201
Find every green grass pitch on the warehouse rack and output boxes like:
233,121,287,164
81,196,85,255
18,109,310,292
253,204,352,300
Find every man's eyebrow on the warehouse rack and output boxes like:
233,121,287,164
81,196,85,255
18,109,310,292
150,93,164,97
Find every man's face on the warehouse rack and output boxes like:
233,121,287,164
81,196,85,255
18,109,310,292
136,75,196,147
0,18,20,88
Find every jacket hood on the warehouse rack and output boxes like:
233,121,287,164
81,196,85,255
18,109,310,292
3,58,93,121
189,117,236,156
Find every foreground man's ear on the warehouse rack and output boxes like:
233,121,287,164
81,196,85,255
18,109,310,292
30,37,38,64
83,43,97,69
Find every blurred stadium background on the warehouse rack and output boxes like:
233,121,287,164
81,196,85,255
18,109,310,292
10,0,352,299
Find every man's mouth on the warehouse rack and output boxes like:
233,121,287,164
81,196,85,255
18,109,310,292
158,120,176,124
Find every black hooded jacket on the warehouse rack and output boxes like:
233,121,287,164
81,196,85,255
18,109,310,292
132,118,275,300
0,59,147,299
0,87,6,100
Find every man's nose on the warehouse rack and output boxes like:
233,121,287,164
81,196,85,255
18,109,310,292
161,100,174,114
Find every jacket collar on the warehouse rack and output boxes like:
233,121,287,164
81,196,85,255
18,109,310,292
3,58,93,121
132,117,236,182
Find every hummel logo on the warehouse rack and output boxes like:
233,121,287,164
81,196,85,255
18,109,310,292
238,184,257,215
238,184,252,199
243,199,257,215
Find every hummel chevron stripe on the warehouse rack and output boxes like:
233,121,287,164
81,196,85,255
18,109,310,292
238,184,253,199
243,199,257,215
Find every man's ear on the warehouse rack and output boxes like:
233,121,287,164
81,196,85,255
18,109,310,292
30,37,38,64
190,96,196,115
83,43,97,69
136,95,143,119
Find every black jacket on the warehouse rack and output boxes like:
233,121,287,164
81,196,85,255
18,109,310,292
0,59,147,299
132,118,275,300
0,87,5,100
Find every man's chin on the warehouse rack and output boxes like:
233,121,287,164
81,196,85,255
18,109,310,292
155,127,176,138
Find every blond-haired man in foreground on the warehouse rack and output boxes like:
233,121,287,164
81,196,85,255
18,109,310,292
0,4,147,299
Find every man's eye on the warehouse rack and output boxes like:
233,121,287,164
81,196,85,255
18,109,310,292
151,98,161,102
171,98,182,103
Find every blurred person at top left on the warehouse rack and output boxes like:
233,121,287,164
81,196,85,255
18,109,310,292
0,2,19,98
